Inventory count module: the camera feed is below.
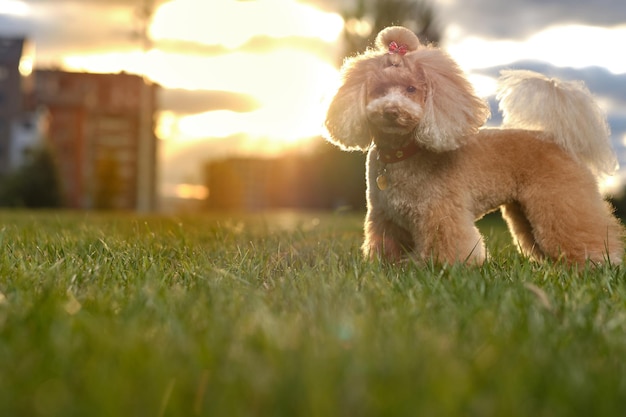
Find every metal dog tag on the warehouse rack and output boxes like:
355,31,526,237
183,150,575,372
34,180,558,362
376,174,388,190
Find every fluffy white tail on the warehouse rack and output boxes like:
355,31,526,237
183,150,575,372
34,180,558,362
496,70,617,178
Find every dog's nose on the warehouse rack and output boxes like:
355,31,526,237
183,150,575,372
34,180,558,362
383,107,399,120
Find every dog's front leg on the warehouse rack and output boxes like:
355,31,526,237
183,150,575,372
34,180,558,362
413,209,487,265
362,210,413,262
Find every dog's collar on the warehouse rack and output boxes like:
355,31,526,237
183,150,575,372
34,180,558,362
376,141,421,164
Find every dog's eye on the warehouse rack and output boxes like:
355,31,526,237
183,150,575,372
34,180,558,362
406,86,417,93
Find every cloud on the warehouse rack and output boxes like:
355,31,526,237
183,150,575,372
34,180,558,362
476,60,626,107
441,0,626,40
160,89,260,114
311,0,626,41
155,35,341,64
447,24,626,74
1,1,139,64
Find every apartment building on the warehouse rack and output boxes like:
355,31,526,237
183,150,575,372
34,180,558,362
34,70,159,210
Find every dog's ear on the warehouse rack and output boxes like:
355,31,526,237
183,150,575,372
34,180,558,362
323,58,372,151
410,49,490,151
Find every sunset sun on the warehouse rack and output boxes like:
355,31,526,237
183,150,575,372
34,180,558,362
164,49,341,144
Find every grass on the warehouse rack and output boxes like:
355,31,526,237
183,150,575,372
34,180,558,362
0,209,625,416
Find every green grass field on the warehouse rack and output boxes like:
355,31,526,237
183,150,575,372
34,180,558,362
0,210,625,416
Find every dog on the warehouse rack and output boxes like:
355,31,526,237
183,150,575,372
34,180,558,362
324,26,624,266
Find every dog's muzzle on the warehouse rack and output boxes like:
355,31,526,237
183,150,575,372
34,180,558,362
367,91,423,133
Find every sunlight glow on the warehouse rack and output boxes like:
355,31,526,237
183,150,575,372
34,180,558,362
62,51,146,74
601,174,622,195
467,74,498,98
64,48,340,144
18,40,35,77
18,56,33,76
175,52,340,142
175,183,209,200
192,50,338,141
155,110,178,140
150,0,344,48
0,0,29,16
344,17,374,38
161,182,209,200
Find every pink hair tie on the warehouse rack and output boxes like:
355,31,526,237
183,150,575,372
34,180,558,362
388,41,408,56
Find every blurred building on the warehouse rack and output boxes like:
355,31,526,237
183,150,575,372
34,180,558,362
0,37,34,175
204,147,367,211
0,36,158,210
9,107,48,170
34,70,159,210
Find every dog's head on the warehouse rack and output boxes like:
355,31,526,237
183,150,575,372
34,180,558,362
324,26,490,152
364,65,427,144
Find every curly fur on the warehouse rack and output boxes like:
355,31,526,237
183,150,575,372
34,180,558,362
323,26,624,266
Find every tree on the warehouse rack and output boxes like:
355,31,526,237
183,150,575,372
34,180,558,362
341,0,442,59
0,144,62,208
93,149,124,210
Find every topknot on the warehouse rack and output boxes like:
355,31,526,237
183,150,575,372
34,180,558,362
374,26,420,53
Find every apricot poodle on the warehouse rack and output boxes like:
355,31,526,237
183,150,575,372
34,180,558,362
324,26,624,266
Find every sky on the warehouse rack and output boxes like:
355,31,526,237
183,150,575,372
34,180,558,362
1,0,626,193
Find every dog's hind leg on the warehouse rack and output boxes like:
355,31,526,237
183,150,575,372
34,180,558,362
519,184,624,265
501,202,545,261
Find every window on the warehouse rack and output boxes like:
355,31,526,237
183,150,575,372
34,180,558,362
21,118,34,130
